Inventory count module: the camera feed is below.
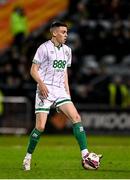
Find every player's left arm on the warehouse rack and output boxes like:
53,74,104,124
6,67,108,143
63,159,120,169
64,69,70,95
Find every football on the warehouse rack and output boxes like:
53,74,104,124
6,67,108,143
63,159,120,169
82,152,100,170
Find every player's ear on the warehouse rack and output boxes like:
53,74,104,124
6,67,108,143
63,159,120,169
50,27,57,37
52,29,57,37
52,32,56,37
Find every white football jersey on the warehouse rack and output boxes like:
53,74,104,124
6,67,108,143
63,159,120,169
33,40,72,87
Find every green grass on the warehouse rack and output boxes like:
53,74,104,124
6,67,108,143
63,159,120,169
0,135,130,179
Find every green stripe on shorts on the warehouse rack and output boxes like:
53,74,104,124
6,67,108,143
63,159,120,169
35,108,50,112
56,99,72,107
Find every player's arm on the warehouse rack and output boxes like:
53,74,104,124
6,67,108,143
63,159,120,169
64,69,70,95
30,63,48,98
64,47,72,95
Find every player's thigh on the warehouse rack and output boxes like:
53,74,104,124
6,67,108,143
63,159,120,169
35,112,48,131
59,103,81,123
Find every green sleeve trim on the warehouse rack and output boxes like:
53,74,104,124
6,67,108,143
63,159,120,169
32,59,41,64
67,64,71,67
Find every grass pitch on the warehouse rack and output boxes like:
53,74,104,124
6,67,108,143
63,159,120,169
0,134,130,179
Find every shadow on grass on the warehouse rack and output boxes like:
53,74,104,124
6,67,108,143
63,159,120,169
100,169,130,173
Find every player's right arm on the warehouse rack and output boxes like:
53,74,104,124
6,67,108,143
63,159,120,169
30,63,49,98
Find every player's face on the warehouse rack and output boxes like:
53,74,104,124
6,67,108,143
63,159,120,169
55,26,68,44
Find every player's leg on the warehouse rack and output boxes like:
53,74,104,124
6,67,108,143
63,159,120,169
23,90,52,170
58,102,102,169
27,112,48,155
23,112,48,171
58,102,89,158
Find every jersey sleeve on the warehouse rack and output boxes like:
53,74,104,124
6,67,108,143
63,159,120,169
67,48,72,67
32,45,46,64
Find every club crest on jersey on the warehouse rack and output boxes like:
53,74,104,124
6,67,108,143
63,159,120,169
65,50,69,57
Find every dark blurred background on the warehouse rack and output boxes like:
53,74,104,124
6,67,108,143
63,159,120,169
0,0,130,135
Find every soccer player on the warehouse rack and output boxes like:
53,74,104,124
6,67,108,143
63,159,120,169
23,21,102,171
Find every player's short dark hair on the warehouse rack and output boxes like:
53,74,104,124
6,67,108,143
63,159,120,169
50,21,67,29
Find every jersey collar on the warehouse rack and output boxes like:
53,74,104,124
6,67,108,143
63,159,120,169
50,40,62,49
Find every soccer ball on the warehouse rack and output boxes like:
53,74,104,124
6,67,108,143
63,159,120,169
82,152,100,170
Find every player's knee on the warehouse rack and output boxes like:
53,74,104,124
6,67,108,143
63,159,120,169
36,124,45,132
72,113,81,123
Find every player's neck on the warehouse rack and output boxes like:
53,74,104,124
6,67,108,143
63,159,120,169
51,38,62,48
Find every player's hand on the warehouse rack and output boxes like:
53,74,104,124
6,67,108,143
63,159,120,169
38,82,49,98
